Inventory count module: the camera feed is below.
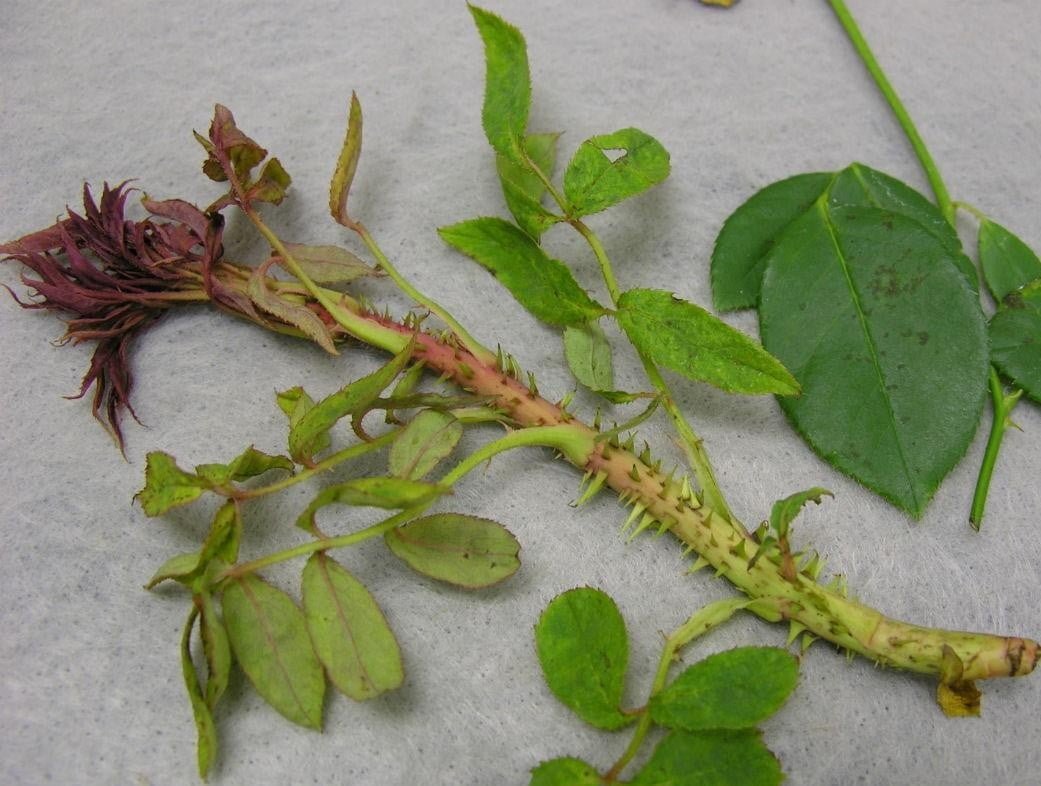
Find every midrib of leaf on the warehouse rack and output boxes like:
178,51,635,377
315,556,374,693
818,201,919,510
393,526,514,559
240,579,313,719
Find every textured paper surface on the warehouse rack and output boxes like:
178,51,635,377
1,1,1039,784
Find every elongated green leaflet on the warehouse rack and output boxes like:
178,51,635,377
529,757,601,786
563,321,614,392
195,446,294,486
301,553,404,701
181,609,218,779
385,514,521,588
990,282,1041,401
439,217,607,327
498,132,561,239
629,730,783,786
288,342,414,463
616,288,799,396
247,265,338,354
759,204,988,516
469,4,531,164
146,552,200,589
199,591,232,709
222,575,326,730
978,218,1041,301
280,243,377,286
389,410,463,480
296,477,448,533
712,173,833,311
330,92,362,224
534,587,632,730
649,647,799,731
563,128,670,217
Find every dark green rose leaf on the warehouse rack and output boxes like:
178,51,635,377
529,757,602,786
439,217,606,327
534,587,632,730
616,288,799,396
630,730,783,786
563,128,670,217
136,452,207,517
288,342,414,463
470,5,531,164
978,218,1041,301
301,553,404,701
649,647,799,731
389,410,463,480
296,477,449,533
385,513,521,588
759,204,988,516
222,575,325,730
711,172,833,311
990,282,1041,402
498,132,562,239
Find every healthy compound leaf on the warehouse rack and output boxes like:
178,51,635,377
616,288,799,395
759,204,988,516
296,477,448,533
978,218,1041,301
529,757,601,786
649,647,799,731
497,132,562,239
439,217,606,327
301,553,403,701
563,128,670,217
388,410,463,479
990,282,1041,402
222,575,325,730
534,587,631,730
385,513,520,588
469,4,531,164
629,729,783,786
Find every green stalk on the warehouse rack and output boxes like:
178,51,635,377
828,0,1022,529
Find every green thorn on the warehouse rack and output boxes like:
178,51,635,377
787,621,808,646
639,442,653,465
800,633,817,653
527,371,538,396
622,502,648,533
593,409,603,431
627,512,658,542
688,555,711,574
574,470,609,507
457,361,475,380
622,434,635,452
628,464,641,482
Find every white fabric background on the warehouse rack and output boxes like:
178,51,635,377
1,1,1039,784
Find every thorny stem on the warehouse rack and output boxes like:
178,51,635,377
604,597,754,782
828,0,1024,529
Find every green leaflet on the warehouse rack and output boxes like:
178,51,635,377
978,218,1041,301
384,514,520,589
181,610,218,779
563,321,614,391
329,92,362,223
470,5,530,164
248,157,292,206
711,163,975,311
301,553,404,701
198,500,242,567
199,591,232,710
136,452,207,517
649,647,799,731
296,477,448,533
281,243,378,286
563,128,670,218
769,487,832,539
288,342,414,464
146,552,200,589
222,575,325,730
195,446,294,486
711,172,833,311
629,730,783,786
248,263,338,354
616,288,800,396
439,217,606,327
759,204,989,516
497,132,561,239
388,410,463,480
277,387,331,457
529,757,601,786
534,587,632,731
990,282,1041,402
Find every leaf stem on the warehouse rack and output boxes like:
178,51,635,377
970,369,1023,529
827,0,955,224
603,597,753,782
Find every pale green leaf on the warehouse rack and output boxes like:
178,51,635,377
282,242,378,286
145,552,200,590
529,757,601,786
439,217,606,327
759,204,989,516
389,410,463,480
301,553,403,701
296,477,448,533
649,647,799,731
247,263,338,354
497,132,562,239
563,321,614,391
563,127,670,217
630,730,783,786
199,591,232,710
616,288,799,396
330,92,362,223
222,575,325,729
385,513,520,588
978,218,1041,301
198,500,242,568
181,610,218,779
136,452,207,517
534,587,631,730
469,4,530,163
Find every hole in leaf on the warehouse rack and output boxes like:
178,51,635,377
602,148,627,163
